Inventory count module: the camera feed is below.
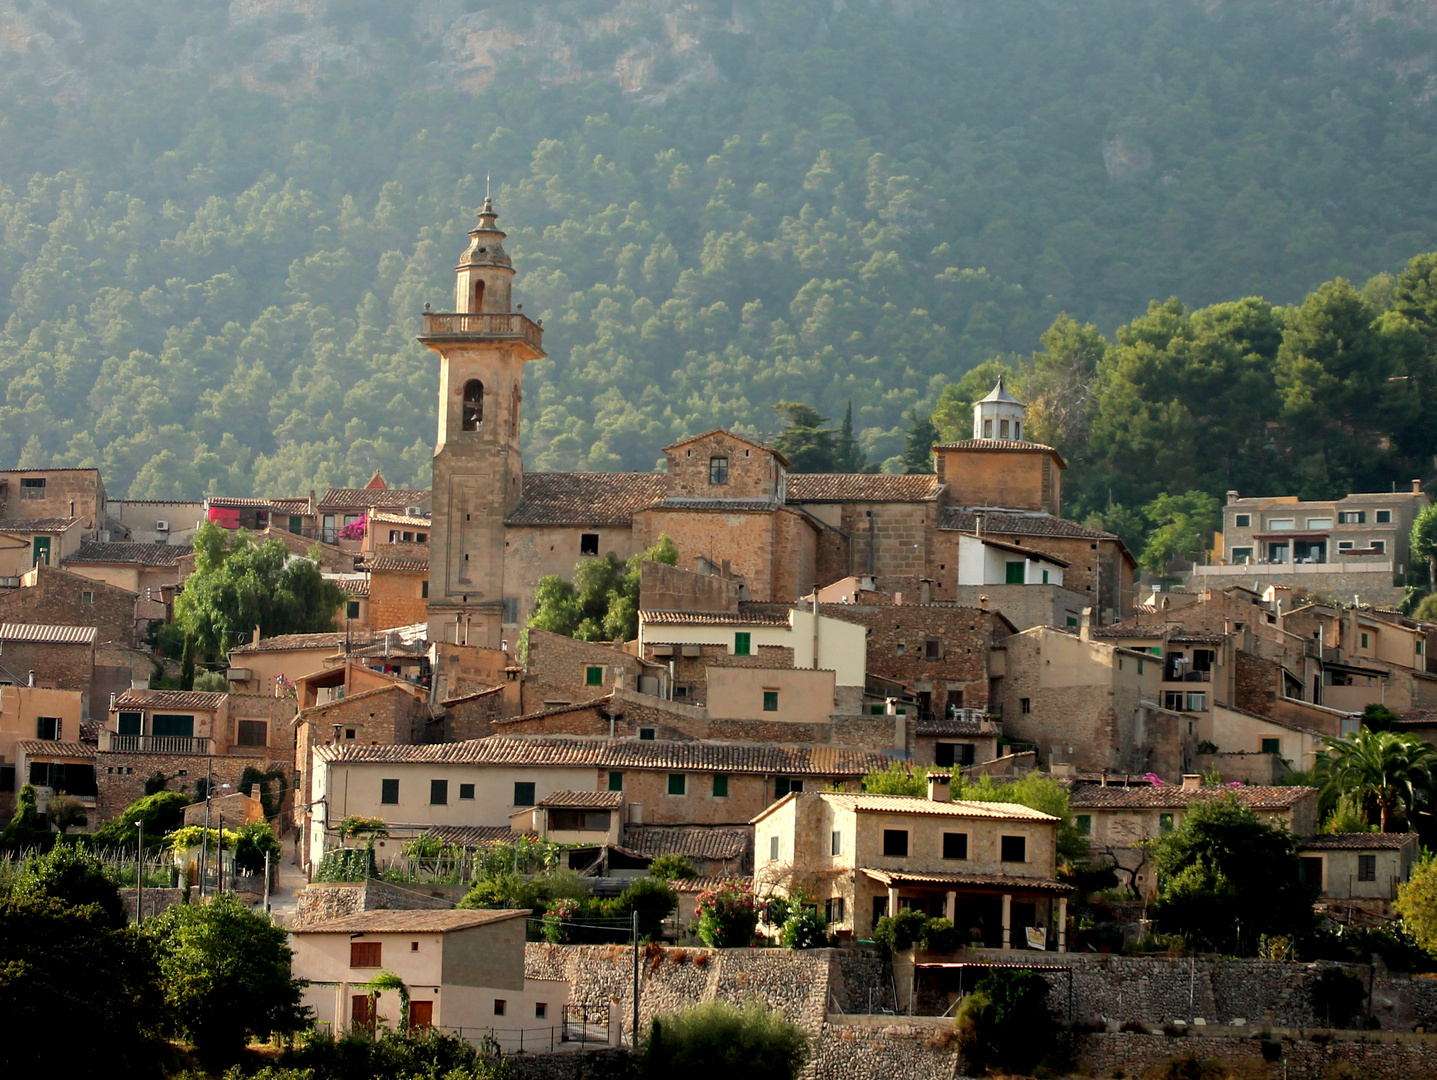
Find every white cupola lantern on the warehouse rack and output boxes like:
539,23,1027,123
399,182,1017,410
972,374,1026,442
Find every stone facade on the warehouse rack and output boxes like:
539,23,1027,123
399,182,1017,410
94,749,286,823
289,878,459,927
0,468,107,533
633,504,818,604
0,564,139,645
521,629,654,713
368,563,428,631
0,637,95,695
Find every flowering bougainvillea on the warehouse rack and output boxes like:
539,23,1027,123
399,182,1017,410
542,897,581,944
695,882,765,948
338,513,368,540
1143,772,1165,787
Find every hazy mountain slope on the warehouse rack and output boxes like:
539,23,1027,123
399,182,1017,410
1,0,1437,495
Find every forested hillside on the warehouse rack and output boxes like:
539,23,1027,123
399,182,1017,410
4,0,1437,516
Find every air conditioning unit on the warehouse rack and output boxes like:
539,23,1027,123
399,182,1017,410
155,520,170,532
405,506,423,517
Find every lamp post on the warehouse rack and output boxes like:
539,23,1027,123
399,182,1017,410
198,777,231,898
134,820,144,925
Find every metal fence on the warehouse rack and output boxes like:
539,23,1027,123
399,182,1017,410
437,1009,611,1053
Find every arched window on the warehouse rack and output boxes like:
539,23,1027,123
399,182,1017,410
462,380,483,431
473,280,486,312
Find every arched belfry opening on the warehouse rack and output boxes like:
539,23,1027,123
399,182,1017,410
473,279,485,313
462,379,484,430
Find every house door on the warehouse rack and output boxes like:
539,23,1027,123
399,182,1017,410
409,1000,433,1031
32,536,50,566
351,995,376,1033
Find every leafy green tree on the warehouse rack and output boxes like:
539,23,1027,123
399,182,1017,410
930,359,1022,442
92,790,191,849
1321,794,1373,835
861,762,927,796
1395,850,1437,956
1022,314,1109,460
833,401,868,472
529,533,677,641
771,403,840,472
642,1000,809,1080
648,854,699,881
0,895,164,1079
3,783,46,847
148,894,308,1063
899,408,939,474
959,773,1089,864
15,843,126,928
1314,729,1437,831
953,969,1056,1075
1412,504,1437,589
1139,490,1221,574
233,821,282,875
176,522,345,658
1150,795,1314,953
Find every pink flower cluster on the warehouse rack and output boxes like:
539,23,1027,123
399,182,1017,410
1143,772,1165,787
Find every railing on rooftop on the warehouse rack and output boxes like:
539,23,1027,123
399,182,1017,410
420,311,543,348
101,731,212,755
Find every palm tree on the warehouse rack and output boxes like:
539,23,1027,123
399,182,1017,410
1314,729,1437,831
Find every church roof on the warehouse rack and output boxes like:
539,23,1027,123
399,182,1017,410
507,473,667,526
977,374,1025,406
662,429,790,468
787,474,941,503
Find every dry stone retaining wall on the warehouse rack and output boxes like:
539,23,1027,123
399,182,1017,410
1077,1027,1437,1079
289,878,459,926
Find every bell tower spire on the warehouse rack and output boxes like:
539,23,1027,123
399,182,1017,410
420,198,544,647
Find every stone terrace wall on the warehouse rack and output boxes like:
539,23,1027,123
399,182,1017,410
120,886,184,922
289,878,458,927
1078,1027,1437,1080
502,1049,634,1080
813,1017,958,1080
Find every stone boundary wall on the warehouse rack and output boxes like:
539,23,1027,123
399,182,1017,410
814,1016,958,1080
501,1048,633,1080
120,886,184,922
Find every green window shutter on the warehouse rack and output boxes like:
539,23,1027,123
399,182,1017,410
712,774,729,798
668,773,686,796
586,666,604,686
1261,738,1281,755
1041,569,1049,584
608,771,623,792
1076,815,1091,836
1005,561,1025,584
381,779,399,804
762,690,778,712
734,632,751,656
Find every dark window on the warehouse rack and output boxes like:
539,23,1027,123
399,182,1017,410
882,830,909,857
151,714,194,739
1000,835,1026,863
709,457,729,484
550,810,611,831
459,783,475,800
28,762,95,795
934,742,955,767
462,379,483,430
638,728,655,741
712,774,729,797
1300,857,1323,889
775,777,804,798
422,580,429,599
608,771,623,791
925,637,941,660
762,690,779,712
1005,561,1025,584
19,477,44,497
1376,510,1392,524
586,665,604,686
80,590,94,604
734,632,751,656
345,728,356,740
535,1003,547,1020
381,779,399,804
1358,855,1377,882
1192,649,1215,671
350,942,382,967
826,897,845,924
1261,737,1281,755
0,765,13,793
1234,514,1251,528
580,533,599,556
943,832,968,859
1020,698,1030,714
494,999,506,1017
36,716,60,740
1076,815,1092,836
1159,813,1174,832
430,780,449,805
935,743,977,767
831,830,842,856
236,720,267,747
514,782,535,807
347,600,360,619
117,711,142,736
667,774,686,796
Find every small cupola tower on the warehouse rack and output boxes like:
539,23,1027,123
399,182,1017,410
972,374,1026,442
455,196,514,314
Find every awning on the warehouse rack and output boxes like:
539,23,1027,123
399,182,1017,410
862,868,1073,895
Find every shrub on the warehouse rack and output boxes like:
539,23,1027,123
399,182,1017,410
314,848,371,883
91,790,191,849
649,853,699,880
695,882,764,947
953,969,1056,1074
780,906,828,949
619,875,678,939
233,821,281,875
14,843,126,927
873,906,928,951
918,916,962,953
282,1025,501,1080
1309,967,1367,1028
642,999,809,1080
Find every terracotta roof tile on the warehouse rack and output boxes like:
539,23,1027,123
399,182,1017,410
426,825,534,847
113,689,226,710
319,488,430,511
820,793,1058,820
1067,783,1316,810
231,632,358,655
622,825,750,861
863,868,1072,894
368,556,428,573
0,623,96,644
1297,833,1418,850
913,717,992,736
663,429,789,467
66,542,192,567
534,789,625,809
18,740,94,758
507,473,667,526
938,509,1116,541
933,439,1064,461
787,474,941,503
643,499,778,512
295,910,527,934
640,609,790,627
317,735,890,777
671,875,751,892
0,517,78,532
370,511,431,527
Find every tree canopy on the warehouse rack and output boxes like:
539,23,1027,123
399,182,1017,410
1314,729,1437,832
175,522,346,658
528,533,677,641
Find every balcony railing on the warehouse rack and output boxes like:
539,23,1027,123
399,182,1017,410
420,311,543,348
101,731,212,755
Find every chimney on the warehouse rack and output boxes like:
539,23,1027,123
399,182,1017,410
979,594,989,612
927,772,952,802
973,511,984,537
1415,479,1424,495
894,592,903,606
1181,774,1202,790
1079,607,1092,642
1226,490,1239,504
252,625,261,646
27,670,35,687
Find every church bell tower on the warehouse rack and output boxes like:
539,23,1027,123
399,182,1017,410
420,198,545,646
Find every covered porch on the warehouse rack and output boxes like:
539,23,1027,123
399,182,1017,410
862,868,1073,953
